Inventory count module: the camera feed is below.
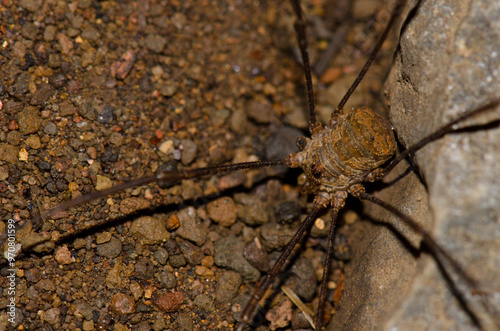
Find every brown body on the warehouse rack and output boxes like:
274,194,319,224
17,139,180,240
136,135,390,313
287,107,396,195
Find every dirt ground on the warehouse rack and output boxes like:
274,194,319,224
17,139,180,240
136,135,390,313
0,0,417,330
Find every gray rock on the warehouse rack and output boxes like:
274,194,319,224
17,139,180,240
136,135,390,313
43,122,58,135
74,300,93,320
156,271,177,289
153,247,169,265
176,238,203,266
168,254,187,268
31,82,55,105
214,270,242,304
21,21,38,40
81,27,100,41
176,207,206,246
95,236,122,259
329,0,500,330
179,139,197,165
214,235,260,282
234,193,269,226
44,307,60,325
193,293,215,314
145,34,166,53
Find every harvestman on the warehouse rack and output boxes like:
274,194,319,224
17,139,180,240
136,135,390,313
16,0,499,329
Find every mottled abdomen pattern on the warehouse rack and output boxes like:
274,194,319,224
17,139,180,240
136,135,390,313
288,107,396,193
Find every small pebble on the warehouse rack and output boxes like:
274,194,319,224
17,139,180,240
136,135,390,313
207,197,237,227
166,214,180,231
286,257,317,302
214,270,242,304
159,84,177,97
193,294,215,313
130,216,170,245
168,254,187,268
194,266,214,277
73,300,93,320
274,200,301,224
134,257,156,280
97,105,115,124
230,108,248,135
100,146,119,162
17,107,42,135
68,181,79,191
18,148,29,162
21,232,54,254
81,27,100,41
214,235,260,281
265,299,292,330
344,210,359,225
260,222,296,251
0,143,19,164
246,98,273,124
0,166,9,181
44,25,57,41
43,122,58,135
25,135,41,149
145,34,166,53
179,139,197,165
8,120,18,130
95,236,122,258
153,292,184,312
159,140,174,155
243,239,270,272
234,193,268,226
111,293,135,315
83,320,94,331
153,247,169,265
36,279,56,292
119,197,150,214
320,66,342,84
31,82,55,105
176,238,203,265
110,50,135,80
21,21,37,40
44,307,60,325
54,246,74,265
95,175,113,191
96,231,112,244
20,0,41,12
130,281,144,301
176,207,206,246
157,271,177,289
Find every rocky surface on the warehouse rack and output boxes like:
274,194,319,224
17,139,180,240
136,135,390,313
329,0,500,330
0,0,403,330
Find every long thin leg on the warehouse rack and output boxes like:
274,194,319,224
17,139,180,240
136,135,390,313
35,159,287,223
316,203,342,330
356,191,500,331
236,196,328,331
382,101,500,175
332,0,406,120
355,191,475,287
291,0,321,135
